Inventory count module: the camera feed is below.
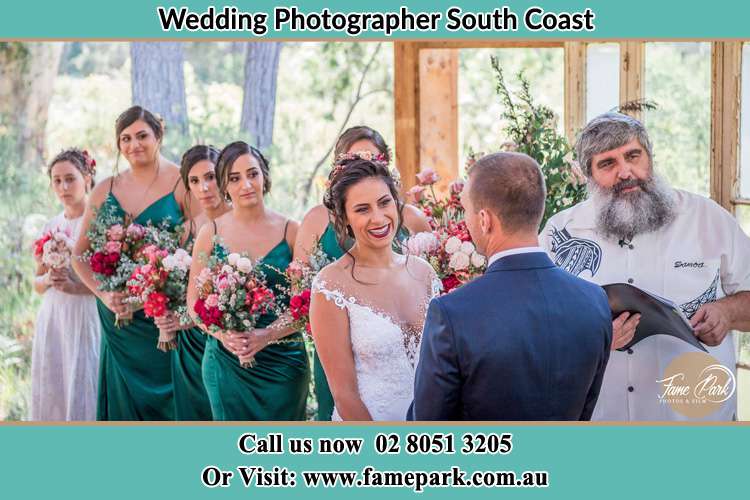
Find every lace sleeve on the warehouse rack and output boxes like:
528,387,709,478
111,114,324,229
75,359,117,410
311,275,353,311
431,276,443,298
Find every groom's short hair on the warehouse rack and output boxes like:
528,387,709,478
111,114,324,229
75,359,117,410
468,152,546,233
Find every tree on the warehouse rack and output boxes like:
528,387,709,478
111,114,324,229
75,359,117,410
240,42,282,150
0,42,64,164
130,42,189,135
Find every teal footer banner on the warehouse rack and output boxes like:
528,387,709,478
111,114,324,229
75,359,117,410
1,424,745,499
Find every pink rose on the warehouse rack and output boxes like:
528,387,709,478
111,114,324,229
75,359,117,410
205,294,220,308
107,224,124,241
406,185,426,203
416,168,440,186
104,241,122,253
126,223,145,241
449,179,465,195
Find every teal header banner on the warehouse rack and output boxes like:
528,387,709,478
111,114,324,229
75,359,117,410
1,424,746,499
1,0,749,39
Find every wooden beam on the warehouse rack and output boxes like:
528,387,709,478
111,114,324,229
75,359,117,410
710,41,742,213
394,42,421,190
619,41,645,119
564,42,587,144
419,48,459,193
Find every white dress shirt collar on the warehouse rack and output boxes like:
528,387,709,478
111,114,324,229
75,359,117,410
487,246,546,268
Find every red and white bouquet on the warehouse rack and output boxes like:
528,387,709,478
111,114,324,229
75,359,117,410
404,166,486,293
33,228,74,269
193,252,279,368
126,246,192,351
85,203,181,325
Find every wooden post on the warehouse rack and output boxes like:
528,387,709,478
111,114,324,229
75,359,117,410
394,42,421,191
619,41,645,119
564,42,587,144
419,48,459,193
710,42,742,213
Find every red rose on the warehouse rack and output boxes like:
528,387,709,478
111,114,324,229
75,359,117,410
290,295,303,310
441,274,461,293
144,292,168,318
33,234,52,258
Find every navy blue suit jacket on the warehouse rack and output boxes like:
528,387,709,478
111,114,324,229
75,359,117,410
409,252,612,421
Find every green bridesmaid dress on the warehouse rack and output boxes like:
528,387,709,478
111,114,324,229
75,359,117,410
172,327,212,420
172,236,212,421
313,222,410,421
202,223,310,421
96,186,183,421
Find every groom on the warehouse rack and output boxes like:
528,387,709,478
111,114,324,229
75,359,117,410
408,152,612,420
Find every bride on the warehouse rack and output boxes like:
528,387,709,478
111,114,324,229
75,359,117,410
310,154,440,421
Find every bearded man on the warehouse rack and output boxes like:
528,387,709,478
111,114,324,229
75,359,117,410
541,112,750,421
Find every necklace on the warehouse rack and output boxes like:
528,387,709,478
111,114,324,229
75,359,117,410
128,161,161,218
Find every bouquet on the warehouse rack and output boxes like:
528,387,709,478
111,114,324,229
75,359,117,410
126,246,192,352
193,251,279,368
85,203,181,326
34,228,74,269
405,166,486,293
282,238,334,335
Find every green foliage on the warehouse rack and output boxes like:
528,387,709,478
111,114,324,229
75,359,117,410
490,56,587,229
644,43,711,196
0,128,52,420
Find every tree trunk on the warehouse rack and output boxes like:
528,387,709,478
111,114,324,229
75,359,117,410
240,42,282,150
130,42,189,135
0,42,64,165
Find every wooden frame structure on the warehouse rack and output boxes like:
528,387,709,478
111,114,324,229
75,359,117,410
394,40,748,215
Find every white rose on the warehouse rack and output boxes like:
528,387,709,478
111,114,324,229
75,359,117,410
470,252,486,268
444,236,463,255
406,232,439,256
221,264,234,275
236,257,253,274
162,255,178,271
449,251,470,271
460,241,475,255
44,253,67,269
227,253,241,266
174,248,189,261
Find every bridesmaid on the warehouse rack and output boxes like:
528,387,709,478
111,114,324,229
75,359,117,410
188,141,309,421
73,106,187,421
31,148,101,421
154,145,229,420
293,125,430,421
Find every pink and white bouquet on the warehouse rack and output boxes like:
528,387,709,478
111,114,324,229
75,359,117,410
126,247,192,351
404,166,486,293
33,228,74,269
193,252,279,368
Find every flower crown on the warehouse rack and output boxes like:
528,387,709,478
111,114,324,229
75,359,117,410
81,149,97,177
323,150,401,207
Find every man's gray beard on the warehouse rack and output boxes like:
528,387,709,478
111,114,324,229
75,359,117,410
588,174,677,241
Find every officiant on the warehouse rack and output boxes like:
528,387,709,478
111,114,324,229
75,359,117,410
540,112,750,421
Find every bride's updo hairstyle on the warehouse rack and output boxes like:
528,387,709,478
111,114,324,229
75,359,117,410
323,154,404,274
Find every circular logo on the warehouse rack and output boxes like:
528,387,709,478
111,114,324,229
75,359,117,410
657,352,736,418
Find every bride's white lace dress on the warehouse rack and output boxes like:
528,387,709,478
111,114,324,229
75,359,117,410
312,266,441,421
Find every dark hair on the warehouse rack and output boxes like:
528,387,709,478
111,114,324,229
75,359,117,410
180,145,221,236
334,126,391,164
215,141,271,200
180,145,221,191
468,152,546,233
114,105,165,173
323,157,404,280
47,148,96,190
